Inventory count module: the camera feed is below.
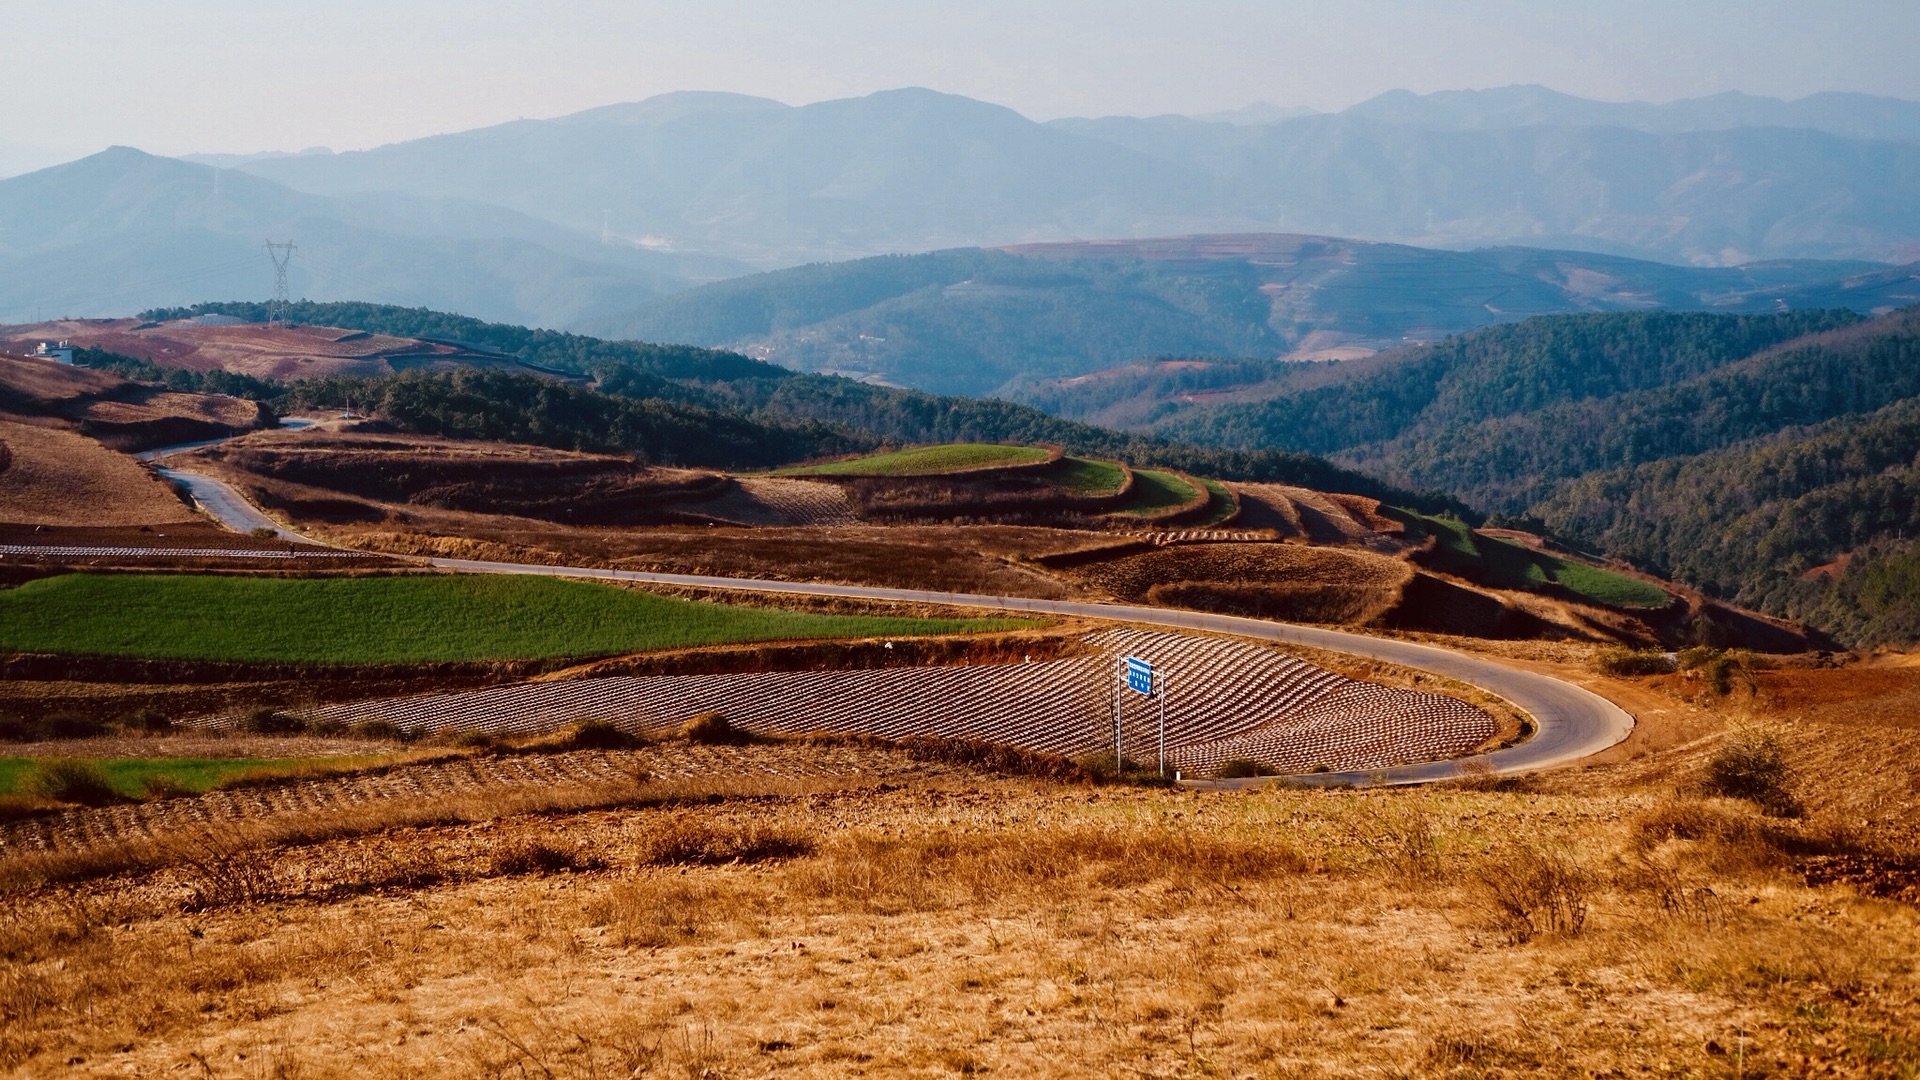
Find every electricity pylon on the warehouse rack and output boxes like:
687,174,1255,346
264,240,296,325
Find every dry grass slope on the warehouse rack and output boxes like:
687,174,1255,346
0,759,1913,1076
0,417,195,527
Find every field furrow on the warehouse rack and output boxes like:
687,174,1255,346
212,629,1494,778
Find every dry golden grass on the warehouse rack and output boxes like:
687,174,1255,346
0,723,1914,1077
0,415,196,527
0,355,126,408
72,391,263,430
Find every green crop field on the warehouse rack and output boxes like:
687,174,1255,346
0,756,384,799
1114,469,1202,518
1532,553,1672,610
777,443,1052,477
1044,456,1129,495
1193,479,1238,527
1384,509,1670,610
0,574,1033,664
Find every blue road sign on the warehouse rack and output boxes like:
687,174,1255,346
1124,656,1153,695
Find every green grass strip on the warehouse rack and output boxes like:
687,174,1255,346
776,443,1052,476
0,759,32,796
0,757,385,799
1384,507,1670,610
0,574,1033,664
1535,553,1672,610
1113,469,1202,518
1044,456,1129,495
1193,479,1238,527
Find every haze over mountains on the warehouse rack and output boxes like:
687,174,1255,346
0,148,746,329
217,84,1920,267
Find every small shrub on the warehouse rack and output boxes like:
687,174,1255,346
124,708,173,733
564,718,640,749
444,730,498,750
1703,726,1798,814
1477,847,1591,944
350,718,403,741
680,711,745,746
1618,859,1729,927
1351,807,1445,884
1077,750,1143,782
1595,648,1676,677
42,712,107,740
249,526,278,539
23,760,127,807
487,837,604,876
172,831,281,909
1675,645,1717,670
636,819,814,867
1215,758,1278,779
0,715,42,742
892,736,1091,782
240,707,306,735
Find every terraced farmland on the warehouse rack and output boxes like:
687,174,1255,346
684,477,859,526
249,629,1496,777
776,444,1053,477
0,744,962,859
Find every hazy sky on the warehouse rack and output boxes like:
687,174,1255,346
7,0,1919,155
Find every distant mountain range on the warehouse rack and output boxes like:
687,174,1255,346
0,148,746,328
598,235,1917,397
210,85,1920,267
6,84,1919,352
1333,85,1920,139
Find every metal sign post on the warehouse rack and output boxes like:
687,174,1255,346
1158,670,1168,777
1122,656,1154,776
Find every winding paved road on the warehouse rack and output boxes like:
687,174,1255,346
152,452,1634,787
143,421,323,544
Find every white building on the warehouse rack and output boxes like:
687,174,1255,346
33,341,74,364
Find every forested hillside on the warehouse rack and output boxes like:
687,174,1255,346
593,240,1897,397
1535,398,1920,640
274,369,871,471
1163,306,1920,644
1159,310,1865,463
593,248,1285,396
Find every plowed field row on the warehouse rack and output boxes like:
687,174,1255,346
229,630,1494,777
0,744,953,857
685,478,859,526
1129,530,1266,544
0,545,369,559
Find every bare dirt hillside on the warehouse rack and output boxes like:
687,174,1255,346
0,352,268,448
0,353,282,528
1,319,551,380
197,430,729,526
0,417,195,527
